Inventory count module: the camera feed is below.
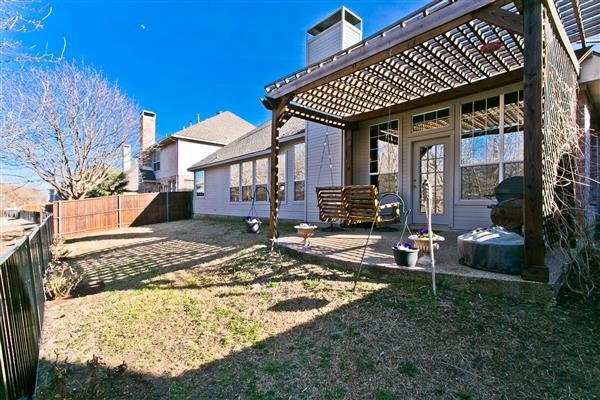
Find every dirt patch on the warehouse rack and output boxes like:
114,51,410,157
37,218,600,399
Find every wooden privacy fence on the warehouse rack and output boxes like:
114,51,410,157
1,215,52,400
47,192,192,237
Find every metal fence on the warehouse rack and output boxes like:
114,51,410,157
1,215,53,400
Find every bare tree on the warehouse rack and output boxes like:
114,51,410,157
0,61,138,199
0,0,65,63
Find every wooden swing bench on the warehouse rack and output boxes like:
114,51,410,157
316,185,404,227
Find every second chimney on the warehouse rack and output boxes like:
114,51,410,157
140,110,156,151
122,144,131,172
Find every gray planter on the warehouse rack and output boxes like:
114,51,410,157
393,247,419,267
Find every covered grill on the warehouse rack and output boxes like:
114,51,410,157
488,176,523,233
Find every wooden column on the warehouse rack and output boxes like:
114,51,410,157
268,103,285,239
344,127,353,185
522,0,548,282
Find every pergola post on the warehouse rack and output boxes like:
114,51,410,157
344,126,353,185
268,101,287,239
521,0,548,282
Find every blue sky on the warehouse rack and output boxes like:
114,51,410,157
28,0,430,140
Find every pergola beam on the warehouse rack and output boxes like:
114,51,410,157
474,5,524,35
268,99,290,239
265,0,500,102
569,0,586,47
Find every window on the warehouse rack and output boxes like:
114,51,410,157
229,164,240,202
194,171,205,197
255,158,268,201
241,161,253,201
369,120,399,193
152,150,161,171
278,152,286,202
412,108,450,132
294,143,305,201
460,91,524,199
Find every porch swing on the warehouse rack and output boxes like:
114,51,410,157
315,105,409,230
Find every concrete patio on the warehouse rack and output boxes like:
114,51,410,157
277,225,564,304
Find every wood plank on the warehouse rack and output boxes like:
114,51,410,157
474,5,524,35
522,0,548,282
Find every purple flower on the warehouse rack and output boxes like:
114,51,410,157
418,227,427,236
395,241,413,250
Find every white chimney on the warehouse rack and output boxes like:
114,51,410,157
122,144,131,172
306,6,362,65
140,110,156,151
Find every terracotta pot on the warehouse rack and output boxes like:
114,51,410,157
408,234,445,253
294,224,318,247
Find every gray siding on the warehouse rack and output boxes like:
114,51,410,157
193,141,304,221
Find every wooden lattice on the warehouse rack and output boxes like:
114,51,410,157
540,11,579,247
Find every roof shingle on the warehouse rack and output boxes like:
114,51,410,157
170,111,255,145
188,117,305,171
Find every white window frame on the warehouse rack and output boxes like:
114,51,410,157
293,143,305,202
229,164,240,202
254,158,269,202
152,150,161,171
411,107,451,133
194,171,205,198
368,120,399,192
459,91,524,200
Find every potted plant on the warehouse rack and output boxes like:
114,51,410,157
408,228,445,252
293,223,318,247
244,216,261,234
392,241,419,267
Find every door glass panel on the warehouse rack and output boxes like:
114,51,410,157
419,144,444,214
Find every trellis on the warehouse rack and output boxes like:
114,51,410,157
540,13,579,246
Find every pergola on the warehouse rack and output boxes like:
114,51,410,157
262,0,599,282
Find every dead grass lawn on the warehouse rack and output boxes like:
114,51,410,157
37,218,600,399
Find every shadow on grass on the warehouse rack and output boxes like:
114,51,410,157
37,284,600,400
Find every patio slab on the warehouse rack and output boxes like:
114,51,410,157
277,226,563,305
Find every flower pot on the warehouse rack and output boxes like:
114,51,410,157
294,224,318,247
393,247,419,267
245,219,261,234
408,234,445,253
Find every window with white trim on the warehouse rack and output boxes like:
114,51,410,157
194,171,205,197
369,120,399,193
412,108,450,133
460,91,524,199
294,143,305,201
152,150,161,171
254,158,268,202
278,152,286,203
229,164,240,202
241,161,253,201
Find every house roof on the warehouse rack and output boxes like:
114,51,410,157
188,117,305,171
156,111,255,148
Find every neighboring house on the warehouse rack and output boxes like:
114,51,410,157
188,4,599,234
188,117,305,220
123,110,255,192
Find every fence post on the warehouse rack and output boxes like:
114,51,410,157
166,192,170,222
57,201,62,238
24,236,41,336
117,195,122,228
